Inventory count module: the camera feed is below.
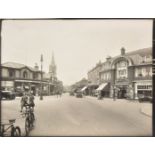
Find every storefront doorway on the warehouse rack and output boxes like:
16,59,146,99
116,85,127,99
118,88,127,98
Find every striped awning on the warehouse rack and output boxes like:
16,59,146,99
96,83,108,91
81,86,88,91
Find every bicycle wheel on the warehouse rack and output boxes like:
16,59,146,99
25,117,30,136
31,113,35,123
11,126,21,136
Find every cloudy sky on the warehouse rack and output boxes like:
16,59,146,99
1,20,152,85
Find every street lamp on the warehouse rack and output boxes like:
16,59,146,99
40,54,43,100
113,85,116,101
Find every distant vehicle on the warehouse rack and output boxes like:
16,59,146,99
76,91,83,98
138,94,152,103
15,91,24,97
69,91,74,96
0,90,16,100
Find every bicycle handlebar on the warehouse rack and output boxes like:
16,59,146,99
1,119,16,126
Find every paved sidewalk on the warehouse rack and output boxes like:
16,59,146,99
140,103,152,117
85,95,139,103
85,95,152,117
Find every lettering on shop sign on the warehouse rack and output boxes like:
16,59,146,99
137,85,152,90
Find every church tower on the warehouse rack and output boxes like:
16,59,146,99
49,52,57,79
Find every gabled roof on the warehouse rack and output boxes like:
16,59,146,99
88,47,152,73
104,47,152,65
125,47,152,56
2,62,40,72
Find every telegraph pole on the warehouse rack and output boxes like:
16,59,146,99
40,54,43,100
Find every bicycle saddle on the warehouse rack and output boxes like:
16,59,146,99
9,119,16,123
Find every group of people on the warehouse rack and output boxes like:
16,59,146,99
20,92,35,112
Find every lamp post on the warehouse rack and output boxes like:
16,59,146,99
40,54,43,100
113,85,116,101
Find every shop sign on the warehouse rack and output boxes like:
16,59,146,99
137,85,152,90
1,81,14,87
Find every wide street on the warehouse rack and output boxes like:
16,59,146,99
1,94,152,136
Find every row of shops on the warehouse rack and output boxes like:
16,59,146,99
86,47,152,100
1,59,63,96
80,80,152,100
1,79,55,96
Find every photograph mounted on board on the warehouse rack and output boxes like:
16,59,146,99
0,19,153,136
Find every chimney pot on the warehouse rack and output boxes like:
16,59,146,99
121,47,125,55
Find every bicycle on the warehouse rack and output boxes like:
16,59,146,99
0,119,21,137
22,104,35,136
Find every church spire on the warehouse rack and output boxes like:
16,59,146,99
49,51,57,77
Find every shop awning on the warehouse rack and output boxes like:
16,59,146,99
81,86,88,91
16,86,22,89
15,79,49,84
24,86,29,89
96,83,108,91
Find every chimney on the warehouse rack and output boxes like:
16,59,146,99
121,47,125,55
34,63,39,71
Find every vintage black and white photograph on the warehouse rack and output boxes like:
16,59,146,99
0,19,153,136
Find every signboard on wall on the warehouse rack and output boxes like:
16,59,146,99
1,81,14,87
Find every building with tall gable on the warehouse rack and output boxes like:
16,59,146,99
87,47,152,99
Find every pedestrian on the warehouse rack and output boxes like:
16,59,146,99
20,92,28,112
29,92,35,110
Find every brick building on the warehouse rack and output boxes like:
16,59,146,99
87,61,102,95
88,47,152,99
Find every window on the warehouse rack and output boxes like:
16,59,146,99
116,60,128,79
33,73,38,79
9,70,15,78
141,56,145,63
146,67,151,76
137,68,142,77
23,71,28,79
145,55,152,62
117,69,127,79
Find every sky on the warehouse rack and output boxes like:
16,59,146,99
1,20,152,85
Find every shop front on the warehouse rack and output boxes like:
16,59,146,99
96,82,110,97
134,80,152,99
14,79,50,96
81,86,89,95
87,84,99,96
1,81,14,91
114,80,129,99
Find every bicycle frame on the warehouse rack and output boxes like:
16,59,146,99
1,123,14,136
23,105,35,136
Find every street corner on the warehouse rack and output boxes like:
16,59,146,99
140,103,152,117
